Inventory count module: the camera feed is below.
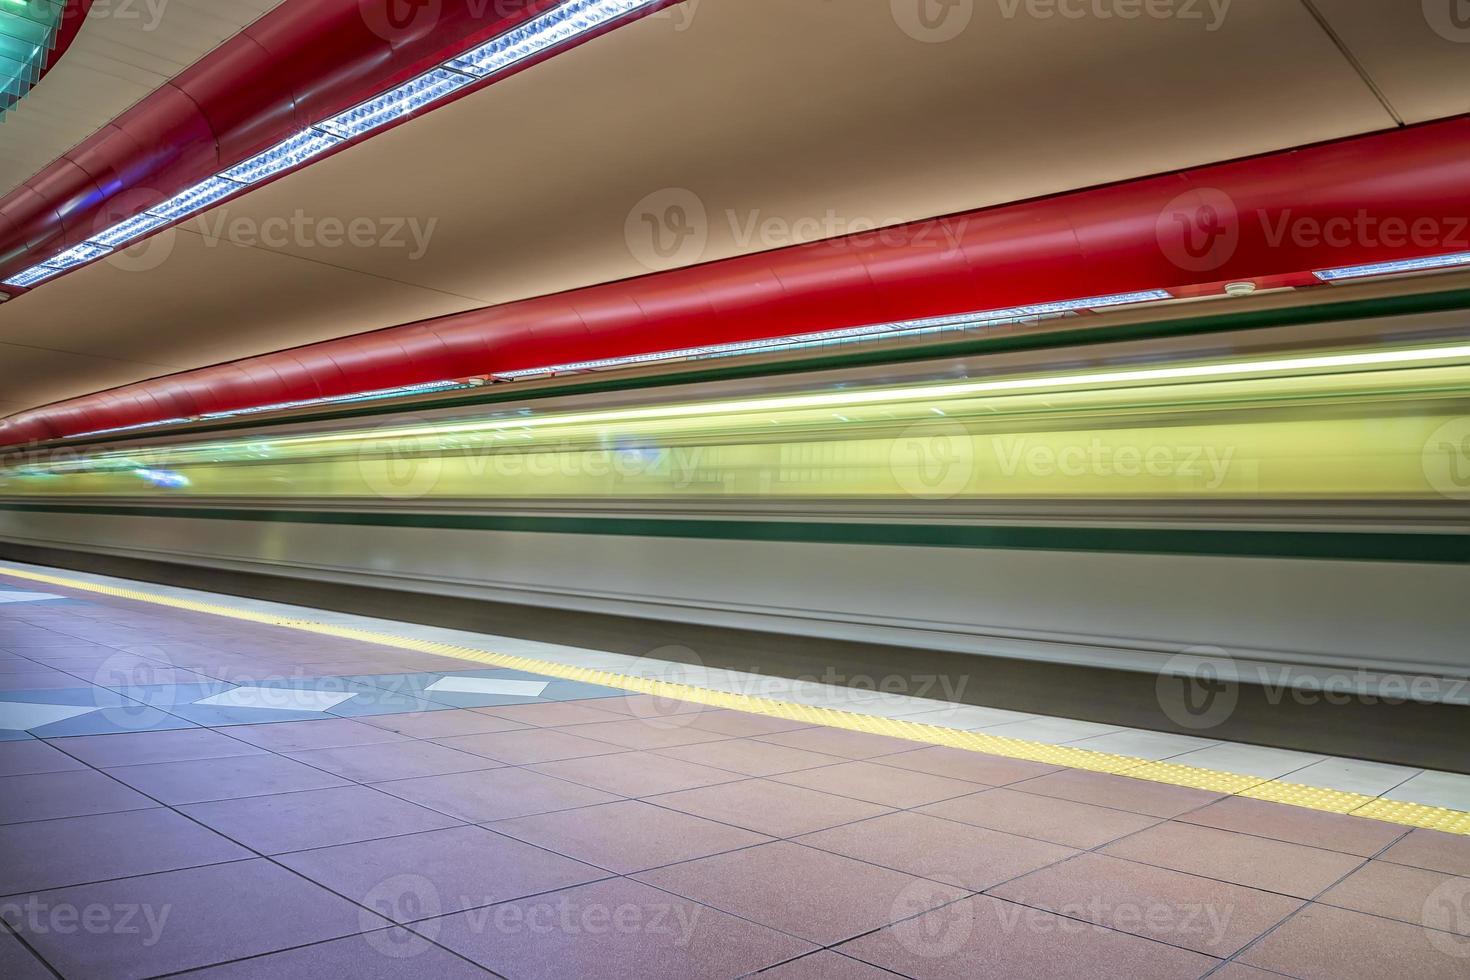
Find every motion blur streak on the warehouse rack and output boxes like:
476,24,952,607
3,342,1467,501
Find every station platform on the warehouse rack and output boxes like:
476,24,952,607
0,560,1467,979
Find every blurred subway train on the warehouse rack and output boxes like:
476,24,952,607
2,298,1466,734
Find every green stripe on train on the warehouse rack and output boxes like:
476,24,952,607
1,502,1465,563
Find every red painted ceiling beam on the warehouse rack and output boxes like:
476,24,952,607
4,117,1469,448
0,0,680,281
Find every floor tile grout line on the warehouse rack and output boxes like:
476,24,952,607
0,856,267,903
142,931,511,980
503,748,1251,964
29,730,512,979
1196,827,1418,977
0,900,66,980
733,947,913,980
2,570,1470,963
1026,784,1399,906
3,680,1455,974
8,566,1470,824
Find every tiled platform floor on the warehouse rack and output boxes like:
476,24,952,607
0,569,1467,978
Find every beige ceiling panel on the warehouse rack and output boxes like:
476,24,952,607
0,0,1419,418
182,0,1393,306
0,0,286,196
1311,0,1470,123
0,343,179,419
0,232,479,411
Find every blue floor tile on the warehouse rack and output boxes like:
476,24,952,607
539,680,630,701
239,676,374,693
327,691,456,717
419,691,553,708
0,729,35,741
164,704,333,727
0,686,139,708
110,682,237,707
339,673,446,701
29,706,200,737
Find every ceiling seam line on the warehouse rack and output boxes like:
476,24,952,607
168,224,495,306
1297,0,1404,126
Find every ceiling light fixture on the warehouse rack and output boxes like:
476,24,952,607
1314,251,1470,282
220,129,345,184
1,0,666,291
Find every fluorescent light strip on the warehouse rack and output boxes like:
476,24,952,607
494,314,1034,379
447,0,658,77
197,380,467,420
494,290,1171,378
41,242,111,270
1016,289,1171,316
66,381,470,439
63,341,1470,461
316,68,475,139
145,177,243,221
220,129,344,184
322,343,1470,448
1314,252,1470,282
2,266,61,288
86,212,170,249
68,418,194,439
5,0,660,290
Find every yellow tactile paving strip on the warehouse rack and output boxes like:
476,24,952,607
3,564,1468,837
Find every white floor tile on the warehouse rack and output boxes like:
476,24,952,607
1281,757,1422,797
827,693,946,719
425,677,548,698
1164,743,1326,779
0,702,97,730
1066,729,1222,760
0,592,64,603
1383,770,1470,810
194,687,355,712
981,717,1126,743
895,705,1040,729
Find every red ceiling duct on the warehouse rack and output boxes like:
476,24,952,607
4,117,1470,448
0,0,680,284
